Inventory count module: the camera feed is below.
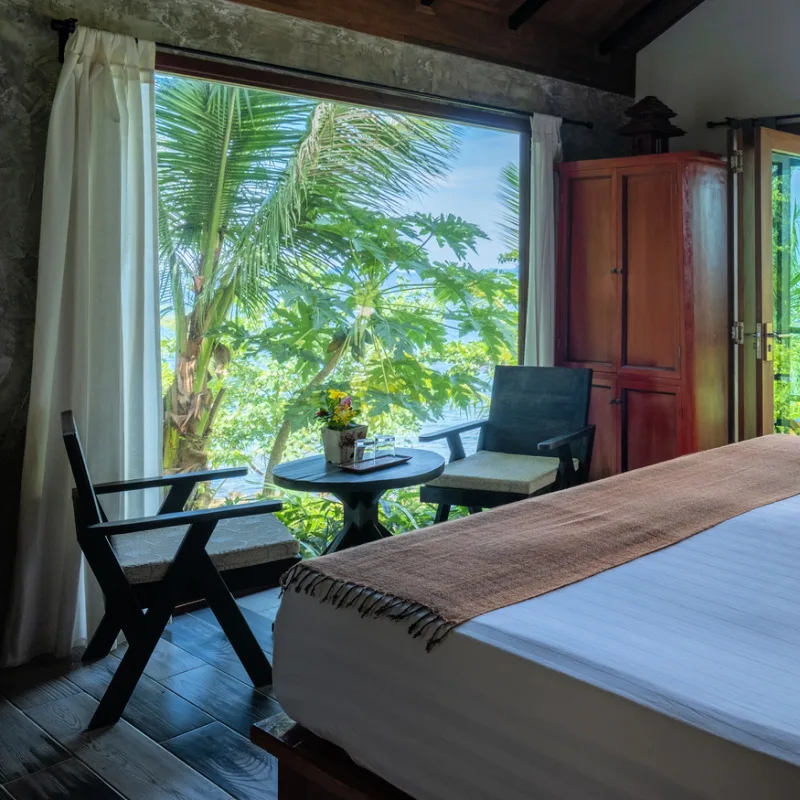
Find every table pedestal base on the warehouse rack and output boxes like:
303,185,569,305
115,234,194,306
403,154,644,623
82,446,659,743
325,491,393,553
271,449,444,555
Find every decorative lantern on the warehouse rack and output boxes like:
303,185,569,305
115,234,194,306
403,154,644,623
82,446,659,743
618,96,686,155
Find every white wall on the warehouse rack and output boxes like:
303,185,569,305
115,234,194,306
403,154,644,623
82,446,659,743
637,0,800,153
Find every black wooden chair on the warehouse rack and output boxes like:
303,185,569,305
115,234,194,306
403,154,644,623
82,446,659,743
61,410,300,729
419,366,595,521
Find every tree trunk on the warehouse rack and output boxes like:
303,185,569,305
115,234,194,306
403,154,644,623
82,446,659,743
264,343,344,488
162,305,228,473
162,88,238,475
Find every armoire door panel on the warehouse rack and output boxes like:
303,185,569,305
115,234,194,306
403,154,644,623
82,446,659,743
620,166,681,377
622,384,680,471
563,172,616,369
587,374,618,481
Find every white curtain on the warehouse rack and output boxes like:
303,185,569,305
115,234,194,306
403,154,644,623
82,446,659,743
2,27,161,667
523,114,563,366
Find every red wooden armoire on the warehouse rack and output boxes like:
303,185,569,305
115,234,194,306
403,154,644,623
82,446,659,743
555,151,729,480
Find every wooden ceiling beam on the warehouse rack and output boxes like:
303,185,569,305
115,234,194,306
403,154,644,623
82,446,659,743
509,0,553,31
599,0,708,54
233,0,636,95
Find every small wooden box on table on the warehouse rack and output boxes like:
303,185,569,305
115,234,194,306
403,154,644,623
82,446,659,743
252,713,413,800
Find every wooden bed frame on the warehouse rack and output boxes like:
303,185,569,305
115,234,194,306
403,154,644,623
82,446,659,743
251,712,414,800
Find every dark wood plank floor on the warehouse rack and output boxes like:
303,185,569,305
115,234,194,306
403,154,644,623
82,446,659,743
0,588,283,800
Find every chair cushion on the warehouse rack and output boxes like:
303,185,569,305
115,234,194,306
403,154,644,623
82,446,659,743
114,514,299,585
426,451,579,496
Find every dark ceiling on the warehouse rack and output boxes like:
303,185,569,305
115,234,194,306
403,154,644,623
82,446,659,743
236,0,707,95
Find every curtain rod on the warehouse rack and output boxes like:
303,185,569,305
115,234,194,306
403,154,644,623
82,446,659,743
50,18,594,130
707,115,800,130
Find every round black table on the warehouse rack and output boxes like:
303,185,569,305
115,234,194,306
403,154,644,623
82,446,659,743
272,448,445,553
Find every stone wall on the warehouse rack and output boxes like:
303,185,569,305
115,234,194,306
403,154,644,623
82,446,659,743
0,0,630,619
0,1,62,626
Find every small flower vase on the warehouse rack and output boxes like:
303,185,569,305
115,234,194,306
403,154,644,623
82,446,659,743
322,424,368,464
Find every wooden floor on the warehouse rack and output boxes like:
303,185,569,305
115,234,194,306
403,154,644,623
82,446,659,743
0,588,284,800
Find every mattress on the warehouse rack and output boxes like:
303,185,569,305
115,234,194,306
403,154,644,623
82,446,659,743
273,495,800,799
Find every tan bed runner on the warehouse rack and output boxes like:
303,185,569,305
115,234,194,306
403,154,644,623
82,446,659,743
282,435,800,649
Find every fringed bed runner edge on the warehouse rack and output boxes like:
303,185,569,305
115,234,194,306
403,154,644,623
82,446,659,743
281,435,800,650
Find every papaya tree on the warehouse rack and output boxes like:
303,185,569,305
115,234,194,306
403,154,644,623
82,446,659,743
214,207,518,487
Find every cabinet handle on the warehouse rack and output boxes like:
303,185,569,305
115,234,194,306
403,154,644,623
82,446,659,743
609,267,623,274
610,397,622,405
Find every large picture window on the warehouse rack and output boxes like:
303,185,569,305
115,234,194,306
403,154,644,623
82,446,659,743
156,59,523,553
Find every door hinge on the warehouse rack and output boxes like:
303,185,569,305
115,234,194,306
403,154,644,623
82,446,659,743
730,149,744,174
731,321,744,345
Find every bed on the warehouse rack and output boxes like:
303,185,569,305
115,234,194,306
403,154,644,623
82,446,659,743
271,439,800,799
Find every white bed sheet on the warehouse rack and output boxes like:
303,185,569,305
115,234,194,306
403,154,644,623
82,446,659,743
274,495,800,799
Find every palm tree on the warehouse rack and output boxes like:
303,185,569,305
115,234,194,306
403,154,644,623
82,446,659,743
497,162,520,264
156,74,459,473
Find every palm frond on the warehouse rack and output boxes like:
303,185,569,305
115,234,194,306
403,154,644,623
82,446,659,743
157,74,316,319
157,74,463,354
228,102,461,312
496,161,519,254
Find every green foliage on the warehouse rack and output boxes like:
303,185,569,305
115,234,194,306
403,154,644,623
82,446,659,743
219,208,516,467
271,487,467,558
771,162,800,434
157,75,458,320
207,355,316,469
497,162,520,265
157,74,518,553
157,74,463,473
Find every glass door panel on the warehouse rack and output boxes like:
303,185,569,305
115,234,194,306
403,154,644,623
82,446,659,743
772,151,800,433
754,127,800,436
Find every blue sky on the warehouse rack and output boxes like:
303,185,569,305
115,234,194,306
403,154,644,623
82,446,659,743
400,124,520,269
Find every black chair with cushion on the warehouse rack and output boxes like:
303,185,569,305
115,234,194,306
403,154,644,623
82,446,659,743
61,410,300,728
419,366,595,521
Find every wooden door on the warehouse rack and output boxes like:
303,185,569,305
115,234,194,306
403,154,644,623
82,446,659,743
618,163,682,379
620,380,681,471
754,127,800,436
556,168,617,372
587,373,618,480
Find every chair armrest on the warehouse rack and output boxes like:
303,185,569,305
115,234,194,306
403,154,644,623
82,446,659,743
86,499,284,536
537,425,595,452
93,467,248,495
539,425,595,490
417,419,487,443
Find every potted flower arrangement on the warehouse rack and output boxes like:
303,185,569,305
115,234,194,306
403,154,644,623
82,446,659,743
316,389,368,464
